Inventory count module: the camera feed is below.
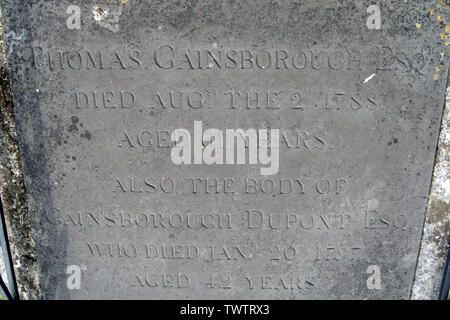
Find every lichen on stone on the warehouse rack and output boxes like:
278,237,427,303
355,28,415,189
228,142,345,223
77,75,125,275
0,10,40,300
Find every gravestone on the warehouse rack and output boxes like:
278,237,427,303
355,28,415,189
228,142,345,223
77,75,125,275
0,0,449,299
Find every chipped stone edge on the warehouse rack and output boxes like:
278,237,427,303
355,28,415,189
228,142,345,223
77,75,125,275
411,68,450,300
0,11,40,300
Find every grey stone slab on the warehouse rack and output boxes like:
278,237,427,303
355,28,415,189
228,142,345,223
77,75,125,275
0,0,449,299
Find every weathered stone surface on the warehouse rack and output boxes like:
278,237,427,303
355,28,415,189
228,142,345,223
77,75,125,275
412,72,450,300
0,10,40,300
0,0,449,299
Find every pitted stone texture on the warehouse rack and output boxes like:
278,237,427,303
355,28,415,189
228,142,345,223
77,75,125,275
0,0,449,299
411,72,450,300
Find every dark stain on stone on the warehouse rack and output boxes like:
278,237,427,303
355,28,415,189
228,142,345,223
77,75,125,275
94,6,105,16
80,130,91,140
427,197,450,225
388,138,399,146
67,116,79,133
